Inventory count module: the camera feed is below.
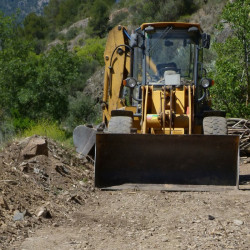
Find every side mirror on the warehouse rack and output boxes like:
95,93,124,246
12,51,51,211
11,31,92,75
201,33,210,49
130,32,138,48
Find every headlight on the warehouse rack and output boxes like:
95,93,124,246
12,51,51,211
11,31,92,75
201,78,212,89
123,77,137,88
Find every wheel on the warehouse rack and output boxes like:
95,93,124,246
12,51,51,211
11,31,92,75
203,116,228,135
108,116,132,133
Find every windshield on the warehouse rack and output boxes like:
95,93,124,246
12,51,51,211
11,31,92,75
146,28,196,84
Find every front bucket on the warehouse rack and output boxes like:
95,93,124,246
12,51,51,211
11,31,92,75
95,134,239,189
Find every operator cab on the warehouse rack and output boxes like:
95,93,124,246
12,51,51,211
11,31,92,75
132,22,206,87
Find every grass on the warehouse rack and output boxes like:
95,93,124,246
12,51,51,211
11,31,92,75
20,119,74,149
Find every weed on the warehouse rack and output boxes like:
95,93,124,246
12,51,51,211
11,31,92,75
20,119,74,148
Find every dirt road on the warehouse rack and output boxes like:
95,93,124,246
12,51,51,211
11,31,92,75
18,187,250,250
17,167,250,249
1,136,250,250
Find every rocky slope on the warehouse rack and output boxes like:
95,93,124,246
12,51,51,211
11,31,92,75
0,0,49,19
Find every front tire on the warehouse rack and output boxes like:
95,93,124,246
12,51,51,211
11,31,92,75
108,116,132,133
203,116,228,135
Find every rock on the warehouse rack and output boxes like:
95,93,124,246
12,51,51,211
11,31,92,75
233,219,244,226
17,137,30,149
55,164,70,176
79,181,85,186
67,195,83,205
36,206,52,218
19,162,30,172
33,167,40,174
0,196,9,210
208,215,215,220
13,211,25,221
1,223,8,231
22,137,48,159
13,210,31,221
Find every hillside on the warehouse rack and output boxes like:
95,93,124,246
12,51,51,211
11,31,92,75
0,0,49,19
0,0,248,146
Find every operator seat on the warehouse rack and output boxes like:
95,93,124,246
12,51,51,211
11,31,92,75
156,62,178,77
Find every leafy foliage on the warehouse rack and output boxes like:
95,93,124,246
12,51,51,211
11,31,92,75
0,13,100,141
211,0,250,118
117,0,199,25
86,0,112,37
23,13,48,40
31,44,80,120
75,38,106,66
65,92,99,130
43,0,93,29
65,27,79,40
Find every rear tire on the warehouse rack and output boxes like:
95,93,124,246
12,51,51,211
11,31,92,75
203,116,227,135
108,116,132,133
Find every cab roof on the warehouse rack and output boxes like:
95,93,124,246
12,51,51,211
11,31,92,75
140,22,203,33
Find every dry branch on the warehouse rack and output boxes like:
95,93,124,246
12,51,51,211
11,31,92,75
227,118,250,154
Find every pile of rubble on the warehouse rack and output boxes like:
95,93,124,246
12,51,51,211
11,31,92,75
0,135,94,248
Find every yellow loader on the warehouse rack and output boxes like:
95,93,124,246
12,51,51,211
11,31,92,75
73,22,239,190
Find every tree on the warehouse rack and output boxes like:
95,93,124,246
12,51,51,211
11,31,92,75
75,38,106,65
0,12,82,126
65,92,98,130
211,0,250,118
56,0,81,27
86,0,111,37
27,44,80,121
44,0,61,26
23,12,48,39
126,0,198,25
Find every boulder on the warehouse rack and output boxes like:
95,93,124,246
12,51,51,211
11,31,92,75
22,137,48,159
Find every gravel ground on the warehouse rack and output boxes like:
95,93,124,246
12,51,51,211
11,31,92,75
18,186,250,250
1,136,250,250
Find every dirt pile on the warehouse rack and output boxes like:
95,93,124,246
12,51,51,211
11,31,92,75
0,135,94,248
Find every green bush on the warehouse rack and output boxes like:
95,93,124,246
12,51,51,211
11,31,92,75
86,0,111,38
70,58,99,93
109,11,128,28
57,33,66,41
75,38,106,66
23,13,49,40
66,27,79,41
211,0,250,118
65,92,99,130
121,0,200,25
0,115,15,146
48,31,58,41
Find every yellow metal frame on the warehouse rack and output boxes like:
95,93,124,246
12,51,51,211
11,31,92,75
140,85,194,135
102,24,201,135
